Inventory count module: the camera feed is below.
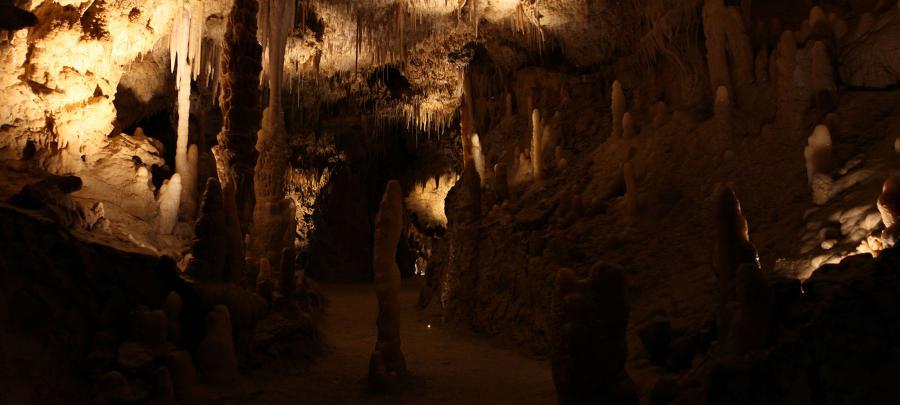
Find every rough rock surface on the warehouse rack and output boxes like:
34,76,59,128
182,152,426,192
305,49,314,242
839,11,900,89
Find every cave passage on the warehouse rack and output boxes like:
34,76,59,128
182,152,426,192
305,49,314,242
4,0,900,404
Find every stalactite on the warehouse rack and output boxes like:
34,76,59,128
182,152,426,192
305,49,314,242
213,0,263,235
369,180,408,393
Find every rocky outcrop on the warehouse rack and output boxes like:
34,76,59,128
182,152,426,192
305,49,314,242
679,248,900,404
839,11,900,89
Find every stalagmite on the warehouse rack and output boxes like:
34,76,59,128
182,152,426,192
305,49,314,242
624,161,638,215
829,12,848,39
774,31,800,128
714,86,733,139
712,187,772,350
611,80,625,138
196,305,238,385
213,0,263,234
472,134,486,187
713,186,758,291
712,187,767,344
531,109,543,181
804,124,832,185
809,6,827,33
703,0,731,94
157,174,182,234
442,163,481,324
188,178,228,281
369,180,408,393
551,265,636,405
724,7,755,90
810,41,837,111
622,112,635,138
505,92,513,119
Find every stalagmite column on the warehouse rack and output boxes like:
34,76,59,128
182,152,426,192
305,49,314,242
703,0,753,100
774,31,800,128
551,264,636,405
703,0,732,95
531,109,543,182
170,0,204,219
252,0,297,274
442,163,481,323
368,180,408,392
713,187,758,291
188,178,228,281
611,80,625,138
712,187,772,351
212,0,263,235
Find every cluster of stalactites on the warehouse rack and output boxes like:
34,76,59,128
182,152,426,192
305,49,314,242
258,0,297,104
169,0,205,84
169,0,205,222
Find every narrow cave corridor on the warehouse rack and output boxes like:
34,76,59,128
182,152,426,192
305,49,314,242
3,0,900,404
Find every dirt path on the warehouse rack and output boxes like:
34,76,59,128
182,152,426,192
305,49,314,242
244,279,556,404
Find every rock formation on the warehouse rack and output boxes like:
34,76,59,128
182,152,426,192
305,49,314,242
196,305,238,385
212,0,263,234
368,180,408,392
551,265,637,405
157,174,182,235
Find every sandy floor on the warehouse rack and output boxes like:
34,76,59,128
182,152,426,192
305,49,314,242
242,279,556,404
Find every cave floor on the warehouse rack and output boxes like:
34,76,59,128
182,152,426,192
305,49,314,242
242,278,555,404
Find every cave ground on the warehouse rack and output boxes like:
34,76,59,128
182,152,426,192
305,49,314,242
243,278,555,404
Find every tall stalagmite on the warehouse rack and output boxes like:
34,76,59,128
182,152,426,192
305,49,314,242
368,180,408,392
212,0,263,235
252,0,297,273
